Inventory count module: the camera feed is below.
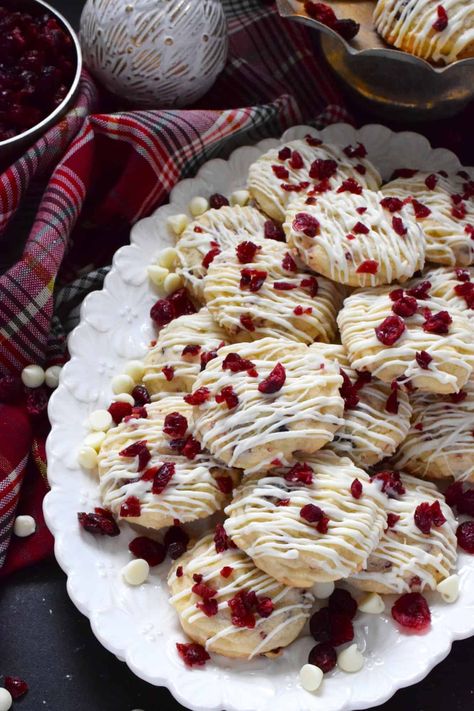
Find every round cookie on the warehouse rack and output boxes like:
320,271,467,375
224,451,388,587
285,187,425,287
142,309,228,395
247,137,381,222
168,531,313,659
350,472,457,593
176,205,268,299
382,170,474,266
98,397,239,529
316,344,412,468
203,237,345,344
393,379,474,483
190,338,344,472
338,282,474,394
414,265,474,319
374,0,474,65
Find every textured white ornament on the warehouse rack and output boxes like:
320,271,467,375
80,0,229,108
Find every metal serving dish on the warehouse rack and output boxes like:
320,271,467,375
277,0,474,121
0,0,82,156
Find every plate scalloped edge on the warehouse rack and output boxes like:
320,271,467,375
45,123,474,711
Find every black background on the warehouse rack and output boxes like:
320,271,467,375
1,1,474,709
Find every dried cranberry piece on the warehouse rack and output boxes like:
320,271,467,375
380,197,403,213
214,523,235,553
236,241,261,264
337,178,362,194
392,168,418,179
162,365,174,381
449,389,467,404
406,280,431,299
192,581,218,599
425,174,438,190
300,504,329,533
309,158,338,180
328,588,358,619
387,512,400,529
432,5,448,31
220,566,234,578
306,134,323,147
209,193,229,209
344,143,367,159
228,590,258,628
163,412,188,439
182,344,201,358
108,400,133,424
215,385,239,409
447,484,474,517
258,363,286,394
455,268,471,282
355,164,367,175
308,642,337,673
200,348,219,370
202,247,221,269
181,435,201,460
304,2,337,26
454,281,474,309
152,462,176,494
0,375,22,404
119,440,151,471
176,642,210,667
184,387,210,406
444,481,464,508
452,202,467,220
356,259,379,274
289,150,304,169
456,521,474,553
215,475,234,494
272,164,289,180
150,288,195,327
264,220,286,242
350,478,363,499
412,199,431,219
372,470,406,498
196,598,218,617
240,268,267,292
375,315,405,346
391,592,431,631
78,509,120,537
385,380,399,414
164,525,189,559
222,353,256,373
282,252,297,272
273,281,297,290
339,368,359,410
292,212,320,237
310,607,354,646
422,310,452,335
257,597,274,618
132,385,151,406
4,676,28,700
278,146,291,161
392,296,417,318
414,501,446,534
392,216,407,236
353,221,369,234
284,462,313,486
415,350,433,369
129,536,166,566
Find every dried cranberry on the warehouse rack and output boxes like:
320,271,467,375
422,310,452,335
328,588,358,619
214,522,235,553
181,435,201,460
150,288,195,327
236,241,260,264
215,475,234,494
0,375,22,404
415,350,433,369
385,381,399,414
164,524,189,558
278,146,291,160
284,462,313,486
257,597,274,618
292,212,320,237
300,276,319,297
192,581,218,599
120,496,141,518
209,193,229,209
456,521,474,553
176,642,210,667
447,484,474,517
129,536,166,566
152,462,176,494
309,158,338,180
387,513,400,529
310,607,354,646
308,642,337,673
240,268,267,292
119,440,151,471
392,216,407,236
132,385,151,406
414,500,446,534
432,5,448,31
444,481,464,508
282,252,297,272
258,363,286,394
392,296,418,318
228,590,258,628
452,203,467,220
162,366,174,381
337,178,362,194
220,566,234,578
264,220,286,242
182,344,201,358
407,280,431,300
356,259,379,274
381,197,403,213
350,478,363,499
372,470,406,498
240,314,255,332
78,509,120,537
392,592,431,631
306,134,322,147
454,281,474,309
272,164,289,180
200,348,219,370
273,281,297,291
353,221,369,234
222,352,256,374
202,247,221,269
289,150,304,169
4,676,28,700
301,504,329,533
163,412,188,438
215,385,239,409
425,174,438,190
412,199,431,219
375,315,405,346
184,387,210,406
392,168,418,179
340,368,359,410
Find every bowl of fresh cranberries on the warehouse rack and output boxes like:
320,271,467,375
0,0,82,153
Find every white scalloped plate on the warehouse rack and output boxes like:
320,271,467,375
45,124,474,711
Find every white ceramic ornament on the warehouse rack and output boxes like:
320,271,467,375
80,0,229,108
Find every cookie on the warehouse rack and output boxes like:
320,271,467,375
189,338,344,472
168,531,313,659
413,265,474,319
317,344,412,468
374,0,474,64
203,237,344,344
338,281,474,394
142,309,228,395
247,137,381,222
98,397,239,529
285,186,425,287
382,170,474,266
224,451,388,587
350,471,457,593
393,379,474,483
175,205,268,299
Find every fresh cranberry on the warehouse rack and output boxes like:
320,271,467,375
151,462,176,494
214,522,235,553
240,268,267,292
292,212,320,237
350,478,363,499
184,387,210,406
222,353,256,374
422,310,452,335
372,470,406,498
415,351,433,369
456,521,474,553
176,642,210,667
0,375,22,403
258,363,286,394
284,462,313,485
264,220,286,242
236,241,260,264
308,642,337,673
215,385,239,409
78,509,120,536
328,588,358,619
309,158,338,180
209,193,229,209
4,676,28,700
392,592,431,631
129,536,166,566
108,401,133,424
380,197,403,213
120,496,141,518
432,5,448,31
356,259,379,274
375,315,405,346
392,296,417,318
150,288,196,328
412,199,431,219
119,440,151,471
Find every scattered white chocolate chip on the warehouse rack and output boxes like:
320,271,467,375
0,688,12,711
122,360,145,383
437,574,460,603
21,364,45,388
112,392,135,405
78,446,98,470
337,644,364,673
189,196,209,217
358,592,385,615
122,558,149,586
148,264,169,286
157,247,178,270
13,514,36,538
163,272,183,295
44,364,62,389
88,409,113,432
111,374,135,395
299,664,323,692
84,431,106,452
312,581,335,600
166,213,189,236
230,189,250,207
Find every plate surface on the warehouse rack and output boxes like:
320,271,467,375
45,123,474,711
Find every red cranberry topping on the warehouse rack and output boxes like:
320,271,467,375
264,220,286,242
392,295,418,318
432,5,448,31
0,375,23,404
300,276,319,297
412,199,431,219
209,193,229,209
351,478,363,499
162,366,174,381
392,168,418,179
372,470,406,498
292,212,320,237
445,481,464,508
385,380,399,414
222,353,256,374
257,596,275,618
192,581,218,600
344,142,367,159
425,174,438,190
284,462,313,486
445,483,474,516
164,525,189,559
163,412,188,439
214,523,236,553
392,592,431,631
456,521,474,553
381,196,403,213
310,607,354,646
392,216,407,236
150,288,196,328
387,512,400,529
202,247,221,269
78,509,120,537
4,677,28,700
328,588,358,619
389,288,405,301
282,252,297,272
375,315,406,346
334,17,360,39
124,405,148,422
132,385,151,406
306,134,323,147
414,500,446,534
181,435,201,460
120,496,141,518
228,590,258,628
194,226,203,233
201,348,219,369
303,2,336,25
273,281,297,290
240,313,255,332
129,536,166,566
339,368,359,410
415,350,433,369
182,344,201,358
308,178,331,195
272,164,289,180
353,221,369,234
236,241,261,264
406,280,431,299
454,281,474,308
422,310,452,335
356,259,379,274
449,389,467,403
309,158,338,180
293,305,313,315
308,642,337,673
278,498,290,506
465,224,474,239
193,573,203,583
452,203,467,220
278,146,291,160
119,440,151,471
337,178,362,194
214,476,233,496
258,363,286,394
176,642,210,667
152,462,176,495
176,566,184,577
356,207,367,215
196,599,218,617
184,387,210,406
220,566,234,578
215,385,239,409
108,401,133,424
240,268,267,292
289,150,304,169
300,504,329,533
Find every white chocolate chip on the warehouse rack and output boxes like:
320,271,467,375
299,664,323,692
13,514,36,538
163,272,183,294
122,360,145,383
88,409,113,432
337,644,364,673
78,446,98,470
122,558,149,586
189,196,209,217
230,189,250,207
437,574,460,603
112,392,135,405
0,688,13,711
111,374,135,395
157,247,178,270
312,581,335,599
166,213,189,236
21,364,45,388
84,431,106,451
148,264,169,286
44,364,62,389
358,592,385,615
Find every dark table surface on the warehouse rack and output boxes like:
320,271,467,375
1,1,474,710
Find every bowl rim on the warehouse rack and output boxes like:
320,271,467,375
0,0,83,150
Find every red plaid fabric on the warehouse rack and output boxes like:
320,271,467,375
0,0,351,572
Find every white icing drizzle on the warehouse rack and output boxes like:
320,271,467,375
143,309,228,395
338,284,474,393
393,378,474,482
203,237,345,345
418,265,474,320
191,338,345,472
247,138,381,222
168,533,313,659
285,188,425,287
382,171,474,266
224,451,388,587
98,397,238,529
374,0,474,64
350,473,458,593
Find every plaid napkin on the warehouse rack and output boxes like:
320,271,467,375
0,0,351,573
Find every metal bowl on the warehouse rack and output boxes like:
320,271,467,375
277,0,474,121
0,0,82,156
